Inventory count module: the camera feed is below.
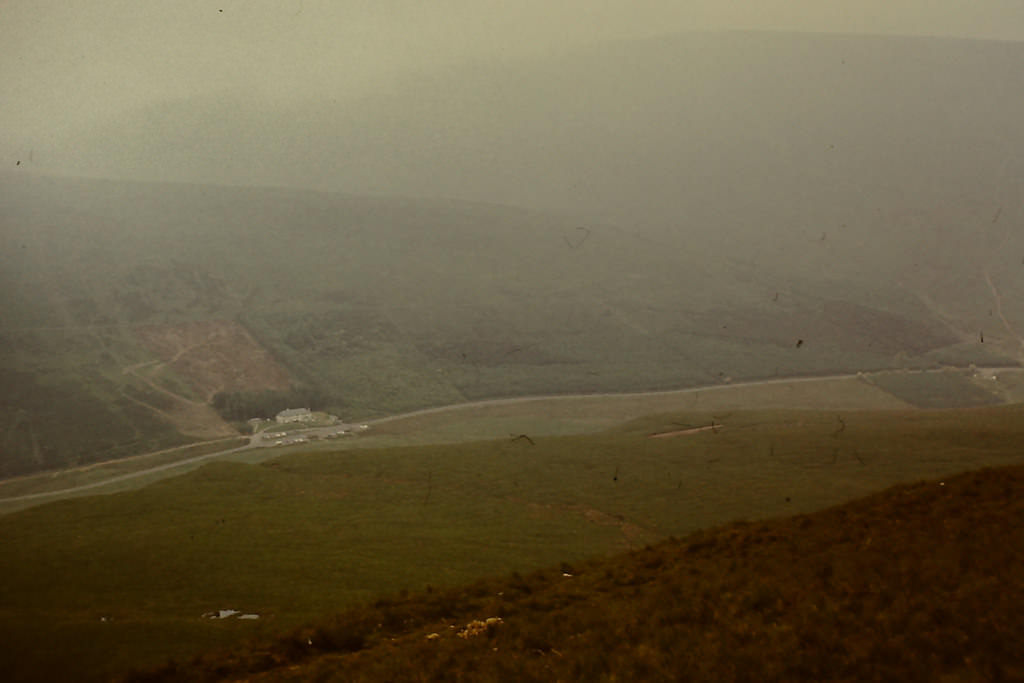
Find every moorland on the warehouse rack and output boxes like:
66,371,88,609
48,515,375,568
3,29,1024,682
2,396,1024,681
128,461,1024,683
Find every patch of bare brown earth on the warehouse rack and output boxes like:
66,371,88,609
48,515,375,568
134,320,293,401
116,380,238,440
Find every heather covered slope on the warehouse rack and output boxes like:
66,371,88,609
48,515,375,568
130,464,1024,682
1,172,1018,477
5,31,1024,477
4,403,1024,682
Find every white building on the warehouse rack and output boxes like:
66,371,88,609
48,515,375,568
276,407,313,424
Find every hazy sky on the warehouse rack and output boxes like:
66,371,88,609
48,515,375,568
3,0,1024,147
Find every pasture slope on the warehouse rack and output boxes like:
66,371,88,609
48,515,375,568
131,464,1024,683
1,400,1023,681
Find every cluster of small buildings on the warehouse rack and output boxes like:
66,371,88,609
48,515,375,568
252,408,364,448
275,407,313,424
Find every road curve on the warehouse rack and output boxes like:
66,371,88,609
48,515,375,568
3,366,1018,504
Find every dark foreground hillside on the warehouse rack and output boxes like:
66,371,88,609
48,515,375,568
127,465,1024,682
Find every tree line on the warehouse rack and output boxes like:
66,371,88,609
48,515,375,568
210,386,336,422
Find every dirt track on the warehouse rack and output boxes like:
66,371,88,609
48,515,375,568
123,319,296,438
134,320,293,401
649,424,721,438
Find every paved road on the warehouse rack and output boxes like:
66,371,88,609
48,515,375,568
2,366,1019,504
367,365,1020,424
0,442,254,502
365,371,866,425
0,422,369,503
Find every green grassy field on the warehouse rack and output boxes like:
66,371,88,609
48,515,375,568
2,402,1024,682
5,369,1020,515
128,463,1024,683
364,374,916,439
0,372,919,511
868,369,1006,409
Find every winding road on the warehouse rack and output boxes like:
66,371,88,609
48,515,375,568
2,366,1019,506
0,442,255,503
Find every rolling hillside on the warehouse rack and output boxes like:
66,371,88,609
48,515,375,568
1,170,1020,476
126,463,1024,682
5,19,1024,683
1,403,1023,681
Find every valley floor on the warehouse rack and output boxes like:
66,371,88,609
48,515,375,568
3,365,1020,513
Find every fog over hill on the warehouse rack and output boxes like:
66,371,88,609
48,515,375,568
17,31,1024,310
7,12,1024,680
20,32,1024,217
3,30,1024,475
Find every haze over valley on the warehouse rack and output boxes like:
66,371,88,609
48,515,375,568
4,29,1024,477
4,3,1024,681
